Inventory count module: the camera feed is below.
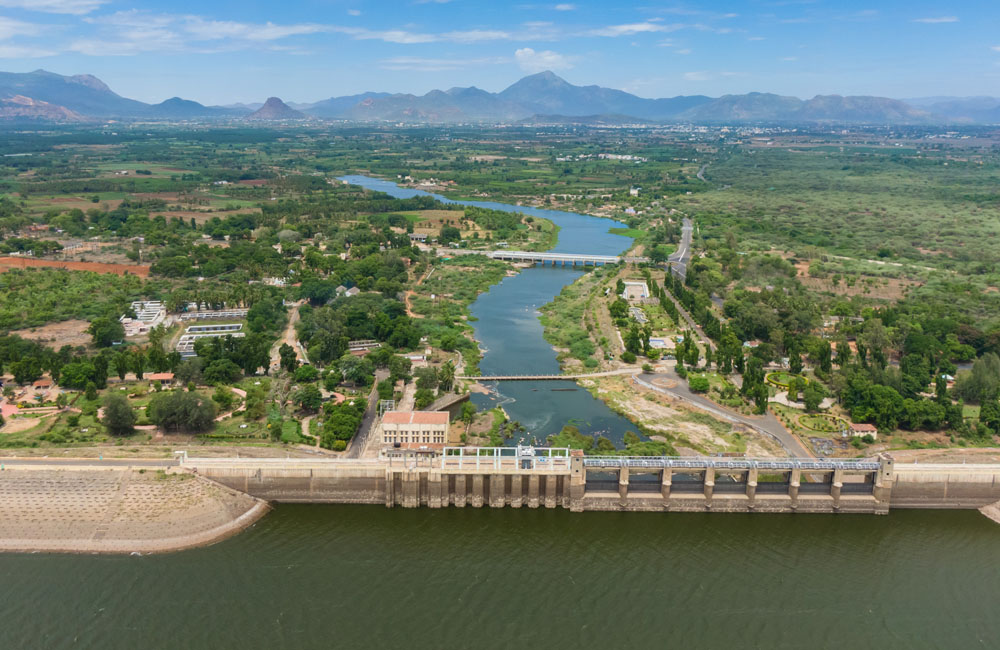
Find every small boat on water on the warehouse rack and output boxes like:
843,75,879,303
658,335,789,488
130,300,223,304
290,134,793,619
551,388,578,392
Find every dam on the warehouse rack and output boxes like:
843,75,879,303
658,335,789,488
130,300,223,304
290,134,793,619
178,449,1000,516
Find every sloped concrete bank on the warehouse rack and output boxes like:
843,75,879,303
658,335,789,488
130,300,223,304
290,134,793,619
0,466,269,554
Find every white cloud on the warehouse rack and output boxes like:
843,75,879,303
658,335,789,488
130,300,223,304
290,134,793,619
554,3,575,10
442,29,511,43
0,0,107,15
73,11,331,55
380,55,506,71
780,56,797,61
333,26,438,43
0,43,56,57
992,45,1000,52
683,71,711,81
347,9,361,16
913,16,958,23
0,16,42,40
589,21,680,37
514,47,574,72
748,36,766,41
183,18,327,41
675,48,691,55
682,70,740,82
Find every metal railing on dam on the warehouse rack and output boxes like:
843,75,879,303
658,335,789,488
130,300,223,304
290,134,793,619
583,456,881,471
176,450,1000,516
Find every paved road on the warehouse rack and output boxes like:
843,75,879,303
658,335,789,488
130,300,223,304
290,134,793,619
635,371,814,458
668,217,693,279
0,458,177,467
345,368,389,458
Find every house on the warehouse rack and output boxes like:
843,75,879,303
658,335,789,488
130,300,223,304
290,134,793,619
344,287,361,298
629,187,640,197
379,411,451,449
32,378,53,391
408,233,428,242
848,423,878,439
147,373,176,386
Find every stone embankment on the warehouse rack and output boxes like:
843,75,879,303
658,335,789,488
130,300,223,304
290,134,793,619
0,466,268,554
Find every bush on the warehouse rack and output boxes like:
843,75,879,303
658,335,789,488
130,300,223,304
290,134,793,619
621,351,637,364
688,375,710,393
66,414,81,427
331,440,347,451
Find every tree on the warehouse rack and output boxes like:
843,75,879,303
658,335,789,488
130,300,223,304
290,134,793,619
460,401,476,426
439,361,456,392
102,393,136,436
685,339,700,367
113,350,130,380
296,384,323,412
131,349,146,380
414,388,435,409
789,351,803,375
337,353,374,386
88,317,125,348
11,358,42,385
147,390,216,433
212,385,235,411
245,385,267,420
175,358,203,386
954,353,1000,404
803,382,825,412
817,340,833,374
84,381,97,401
980,393,1000,434
204,358,243,385
294,364,319,383
279,343,298,373
415,367,439,391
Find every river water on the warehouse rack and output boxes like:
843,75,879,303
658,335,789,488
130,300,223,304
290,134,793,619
339,175,638,445
1,505,997,649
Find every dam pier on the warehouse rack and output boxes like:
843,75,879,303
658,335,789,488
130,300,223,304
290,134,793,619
179,448,1000,515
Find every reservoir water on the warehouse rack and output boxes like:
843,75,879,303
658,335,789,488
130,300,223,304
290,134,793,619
339,175,639,445
1,505,997,649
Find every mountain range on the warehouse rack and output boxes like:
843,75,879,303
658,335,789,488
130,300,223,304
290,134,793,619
0,69,997,125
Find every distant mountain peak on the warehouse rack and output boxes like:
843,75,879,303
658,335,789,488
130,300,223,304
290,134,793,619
246,97,306,120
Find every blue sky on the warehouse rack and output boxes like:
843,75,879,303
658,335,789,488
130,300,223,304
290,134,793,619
0,0,997,104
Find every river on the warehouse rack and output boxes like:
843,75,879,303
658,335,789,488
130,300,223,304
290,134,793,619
1,505,997,648
339,175,639,445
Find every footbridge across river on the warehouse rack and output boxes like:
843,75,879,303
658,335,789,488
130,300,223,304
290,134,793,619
177,449,1000,516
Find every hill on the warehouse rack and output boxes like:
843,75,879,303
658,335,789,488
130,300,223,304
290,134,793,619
0,95,86,122
246,97,306,121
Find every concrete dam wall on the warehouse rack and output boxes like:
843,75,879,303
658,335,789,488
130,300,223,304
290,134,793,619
180,453,1000,515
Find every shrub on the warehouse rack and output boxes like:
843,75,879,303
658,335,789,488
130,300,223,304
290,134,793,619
621,351,637,364
331,440,347,452
688,376,710,393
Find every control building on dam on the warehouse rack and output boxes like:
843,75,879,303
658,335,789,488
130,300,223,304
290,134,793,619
179,448,1000,515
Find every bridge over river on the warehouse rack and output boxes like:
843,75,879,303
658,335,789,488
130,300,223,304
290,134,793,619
438,218,695,277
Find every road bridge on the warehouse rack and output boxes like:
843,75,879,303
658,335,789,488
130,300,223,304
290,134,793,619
457,369,639,382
